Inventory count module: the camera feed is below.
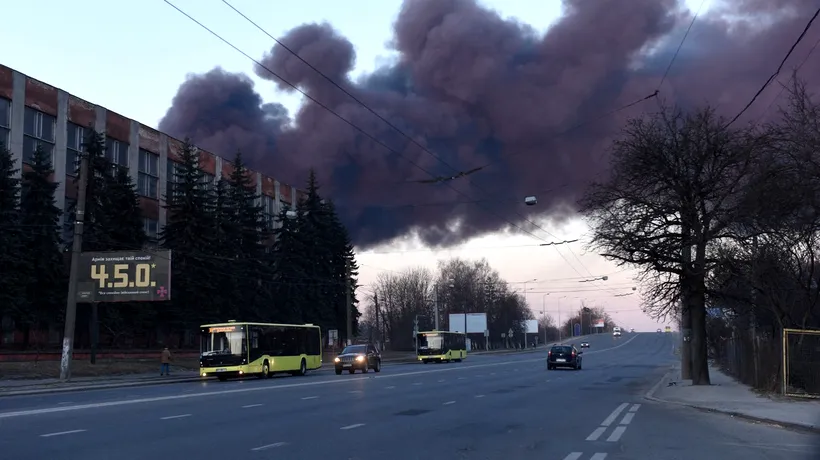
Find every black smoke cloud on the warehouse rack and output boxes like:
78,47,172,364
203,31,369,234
159,0,820,249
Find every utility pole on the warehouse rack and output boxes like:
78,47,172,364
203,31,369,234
345,258,353,346
60,153,90,382
433,287,439,330
373,292,379,348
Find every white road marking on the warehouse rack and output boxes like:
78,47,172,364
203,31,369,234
629,404,641,412
385,386,395,389
242,404,263,408
562,453,583,460
601,403,629,426
340,423,365,430
348,390,362,394
437,379,445,382
606,426,627,442
301,396,319,400
620,412,635,425
40,429,86,437
475,394,485,398
0,337,641,420
590,454,608,460
161,414,191,420
250,442,287,451
586,427,607,441
457,377,465,380
412,382,422,386
513,368,518,372
57,402,72,405
490,372,496,375
443,401,456,405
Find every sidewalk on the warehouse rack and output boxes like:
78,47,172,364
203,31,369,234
645,364,820,433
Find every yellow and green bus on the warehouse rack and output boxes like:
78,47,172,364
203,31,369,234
199,321,322,381
416,330,466,363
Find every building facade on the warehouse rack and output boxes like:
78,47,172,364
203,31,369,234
0,64,305,243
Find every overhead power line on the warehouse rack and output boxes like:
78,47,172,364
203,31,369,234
162,0,584,253
724,6,820,128
166,1,600,281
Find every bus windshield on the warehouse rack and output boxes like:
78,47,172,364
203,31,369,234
417,333,444,353
201,325,247,357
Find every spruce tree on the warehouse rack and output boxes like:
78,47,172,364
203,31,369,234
0,141,24,324
19,145,66,341
271,204,311,323
160,139,220,328
321,198,360,336
104,167,146,250
226,152,268,320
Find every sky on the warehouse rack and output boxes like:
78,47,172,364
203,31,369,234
0,0,715,331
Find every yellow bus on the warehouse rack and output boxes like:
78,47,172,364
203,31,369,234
199,321,322,381
416,330,466,363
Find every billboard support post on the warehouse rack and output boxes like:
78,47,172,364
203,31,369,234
60,153,89,382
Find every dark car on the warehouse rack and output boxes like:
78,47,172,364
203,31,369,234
580,341,590,348
334,344,381,375
547,345,583,370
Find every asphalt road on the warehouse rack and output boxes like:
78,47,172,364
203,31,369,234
0,333,817,460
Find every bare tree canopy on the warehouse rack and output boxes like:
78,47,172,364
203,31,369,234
580,106,765,385
359,257,538,351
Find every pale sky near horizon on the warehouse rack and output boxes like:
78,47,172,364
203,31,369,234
0,0,709,331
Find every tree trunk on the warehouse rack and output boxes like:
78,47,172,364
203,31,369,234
689,278,711,385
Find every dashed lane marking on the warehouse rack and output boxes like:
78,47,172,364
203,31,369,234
40,430,86,437
385,386,395,389
301,396,319,400
340,423,365,430
562,453,583,460
629,403,640,412
250,442,287,451
620,412,635,425
443,401,456,405
349,390,362,394
160,414,191,420
475,394,485,398
412,382,422,386
0,335,641,419
242,404,263,408
606,426,627,442
585,427,607,441
601,403,629,426
590,454,608,460
438,379,445,382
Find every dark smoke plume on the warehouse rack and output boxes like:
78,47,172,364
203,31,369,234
159,0,820,249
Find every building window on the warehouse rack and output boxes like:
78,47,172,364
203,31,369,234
201,172,214,190
65,123,88,176
23,107,56,165
105,137,129,170
166,159,181,199
261,194,276,229
143,218,159,241
137,149,159,199
0,98,10,149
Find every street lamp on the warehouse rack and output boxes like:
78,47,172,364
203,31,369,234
524,195,537,206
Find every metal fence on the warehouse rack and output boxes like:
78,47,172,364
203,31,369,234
714,328,782,392
783,328,820,398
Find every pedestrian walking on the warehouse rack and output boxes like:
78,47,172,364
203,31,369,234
160,347,172,376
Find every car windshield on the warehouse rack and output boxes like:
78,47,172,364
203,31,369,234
551,346,572,353
342,345,366,355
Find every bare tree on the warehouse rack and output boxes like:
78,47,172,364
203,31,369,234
580,106,764,385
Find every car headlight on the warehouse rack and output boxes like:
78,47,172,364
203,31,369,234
334,357,340,363
355,355,365,362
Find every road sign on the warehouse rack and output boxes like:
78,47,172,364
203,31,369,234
508,328,514,337
573,323,581,336
76,250,172,302
328,329,338,346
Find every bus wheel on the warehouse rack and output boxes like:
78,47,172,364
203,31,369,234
297,359,307,376
374,359,381,372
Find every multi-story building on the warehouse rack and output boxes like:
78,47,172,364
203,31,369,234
0,63,305,243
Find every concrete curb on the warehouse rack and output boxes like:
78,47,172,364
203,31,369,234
643,367,820,435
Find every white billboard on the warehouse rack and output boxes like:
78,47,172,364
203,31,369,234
519,319,538,334
448,313,488,334
594,320,605,328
